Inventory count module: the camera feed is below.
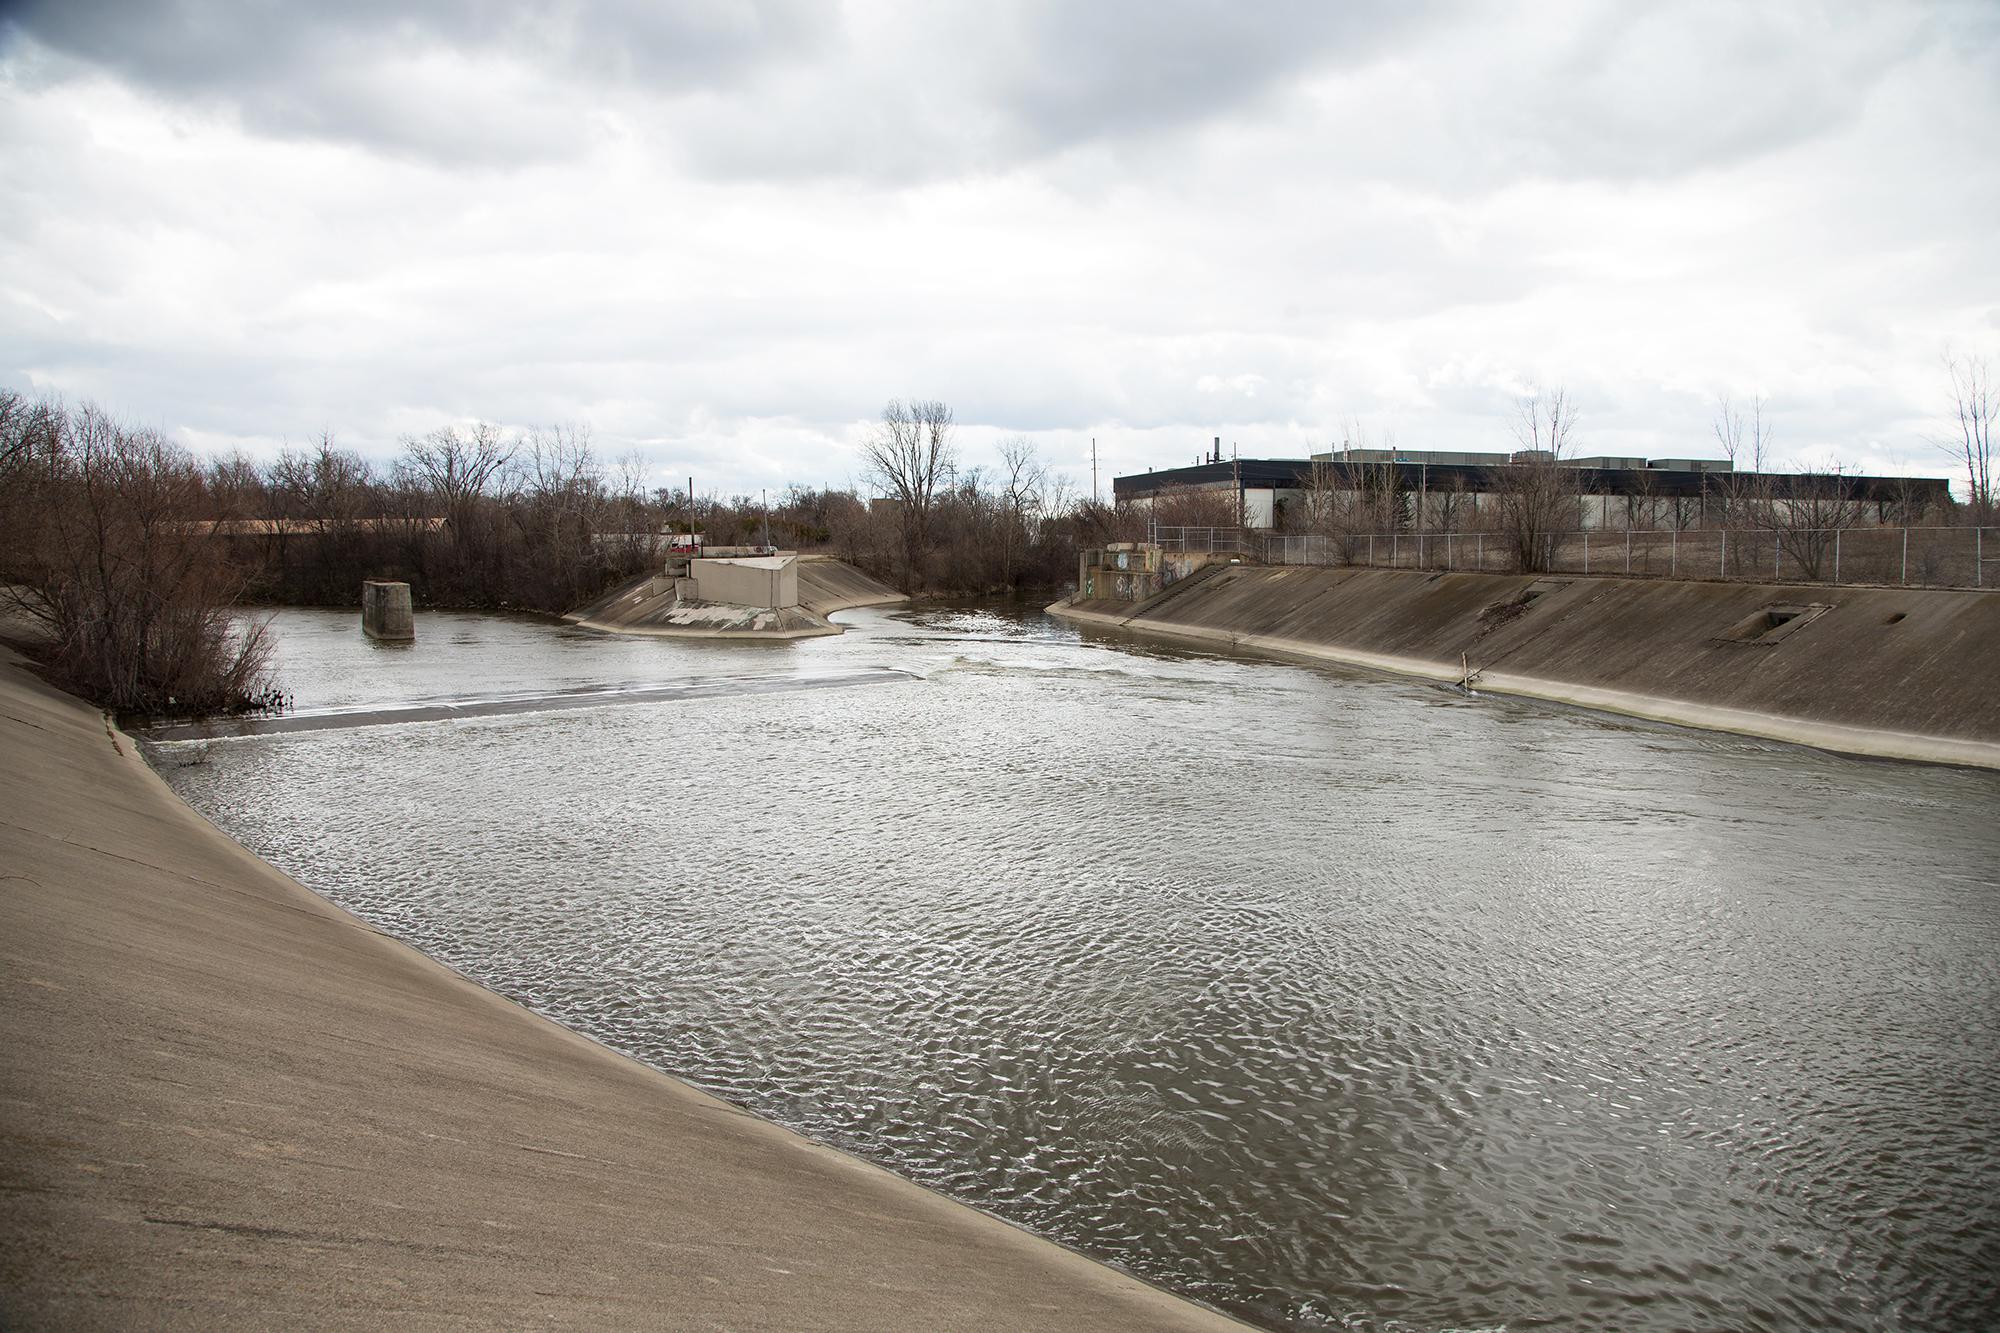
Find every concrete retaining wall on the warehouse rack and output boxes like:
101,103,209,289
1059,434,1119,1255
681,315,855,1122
1051,566,2000,768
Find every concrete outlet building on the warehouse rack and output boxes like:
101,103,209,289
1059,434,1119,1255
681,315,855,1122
687,553,800,610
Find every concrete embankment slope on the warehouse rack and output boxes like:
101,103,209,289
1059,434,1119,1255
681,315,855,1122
0,649,1240,1330
1052,565,2000,768
796,556,908,615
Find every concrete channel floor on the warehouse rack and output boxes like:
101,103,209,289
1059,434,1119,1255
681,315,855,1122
0,648,1244,1330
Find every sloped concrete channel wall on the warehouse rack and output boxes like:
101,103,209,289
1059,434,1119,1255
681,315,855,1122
794,555,909,614
1052,565,2000,768
0,645,1240,1330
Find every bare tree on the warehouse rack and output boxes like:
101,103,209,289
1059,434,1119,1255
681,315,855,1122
1712,392,1771,472
0,388,29,472
1290,454,1343,536
202,450,265,522
1486,387,1582,572
396,423,517,530
862,398,956,590
1290,424,1409,561
996,435,1048,589
520,423,606,574
0,391,62,572
525,424,598,508
1711,392,1773,537
1148,483,1240,529
1769,463,1865,580
1938,351,1994,523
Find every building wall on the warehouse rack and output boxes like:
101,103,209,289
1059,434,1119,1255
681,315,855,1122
1123,458,1951,533
690,555,800,609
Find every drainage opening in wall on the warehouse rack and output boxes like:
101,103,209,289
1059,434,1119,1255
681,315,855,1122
1885,612,1907,625
1716,602,1832,647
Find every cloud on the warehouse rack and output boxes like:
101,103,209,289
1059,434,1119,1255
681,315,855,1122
3,0,832,165
0,1,1994,498
5,1,1462,176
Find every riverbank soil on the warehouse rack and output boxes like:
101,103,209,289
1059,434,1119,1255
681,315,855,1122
0,645,1240,1329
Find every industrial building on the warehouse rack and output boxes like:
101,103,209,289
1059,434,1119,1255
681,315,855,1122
1114,442,1953,531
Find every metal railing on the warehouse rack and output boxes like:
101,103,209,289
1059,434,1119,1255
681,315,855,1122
1153,525,1997,590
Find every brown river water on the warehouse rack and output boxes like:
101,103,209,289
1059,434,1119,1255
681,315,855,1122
151,602,2000,1331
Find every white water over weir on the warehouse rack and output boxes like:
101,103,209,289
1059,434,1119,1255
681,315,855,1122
152,603,2000,1332
147,668,914,741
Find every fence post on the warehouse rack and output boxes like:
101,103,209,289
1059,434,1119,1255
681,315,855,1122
1774,537,1780,582
1978,526,1983,588
1721,528,1727,578
1671,528,1677,578
1448,533,1454,569
1369,534,1375,567
1476,533,1482,570
1834,529,1840,585
1902,527,1909,585
1583,530,1589,574
1626,529,1632,575
1394,532,1399,566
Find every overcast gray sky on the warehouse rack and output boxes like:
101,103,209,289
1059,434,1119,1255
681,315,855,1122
2,0,1994,497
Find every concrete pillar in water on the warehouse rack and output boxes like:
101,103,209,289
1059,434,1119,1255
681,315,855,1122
362,580,415,641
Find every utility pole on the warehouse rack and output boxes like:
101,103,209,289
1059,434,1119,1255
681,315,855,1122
1234,446,1243,528
761,487,770,550
1091,437,1098,504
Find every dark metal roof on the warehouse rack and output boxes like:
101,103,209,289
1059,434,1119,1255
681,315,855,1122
1113,459,1951,504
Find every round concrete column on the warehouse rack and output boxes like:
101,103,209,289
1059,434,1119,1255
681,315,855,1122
362,580,415,640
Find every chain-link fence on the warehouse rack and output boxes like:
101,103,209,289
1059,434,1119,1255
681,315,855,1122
1154,525,1998,589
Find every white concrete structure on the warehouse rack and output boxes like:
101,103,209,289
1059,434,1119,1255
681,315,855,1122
689,554,800,610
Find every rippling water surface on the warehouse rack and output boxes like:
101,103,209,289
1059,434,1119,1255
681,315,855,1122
155,604,2000,1331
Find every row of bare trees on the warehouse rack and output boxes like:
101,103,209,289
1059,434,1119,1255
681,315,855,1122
0,388,1101,709
194,424,661,611
0,393,273,713
0,393,681,712
855,399,1083,592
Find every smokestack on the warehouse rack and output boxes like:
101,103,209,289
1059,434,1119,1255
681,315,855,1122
1213,436,1221,464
